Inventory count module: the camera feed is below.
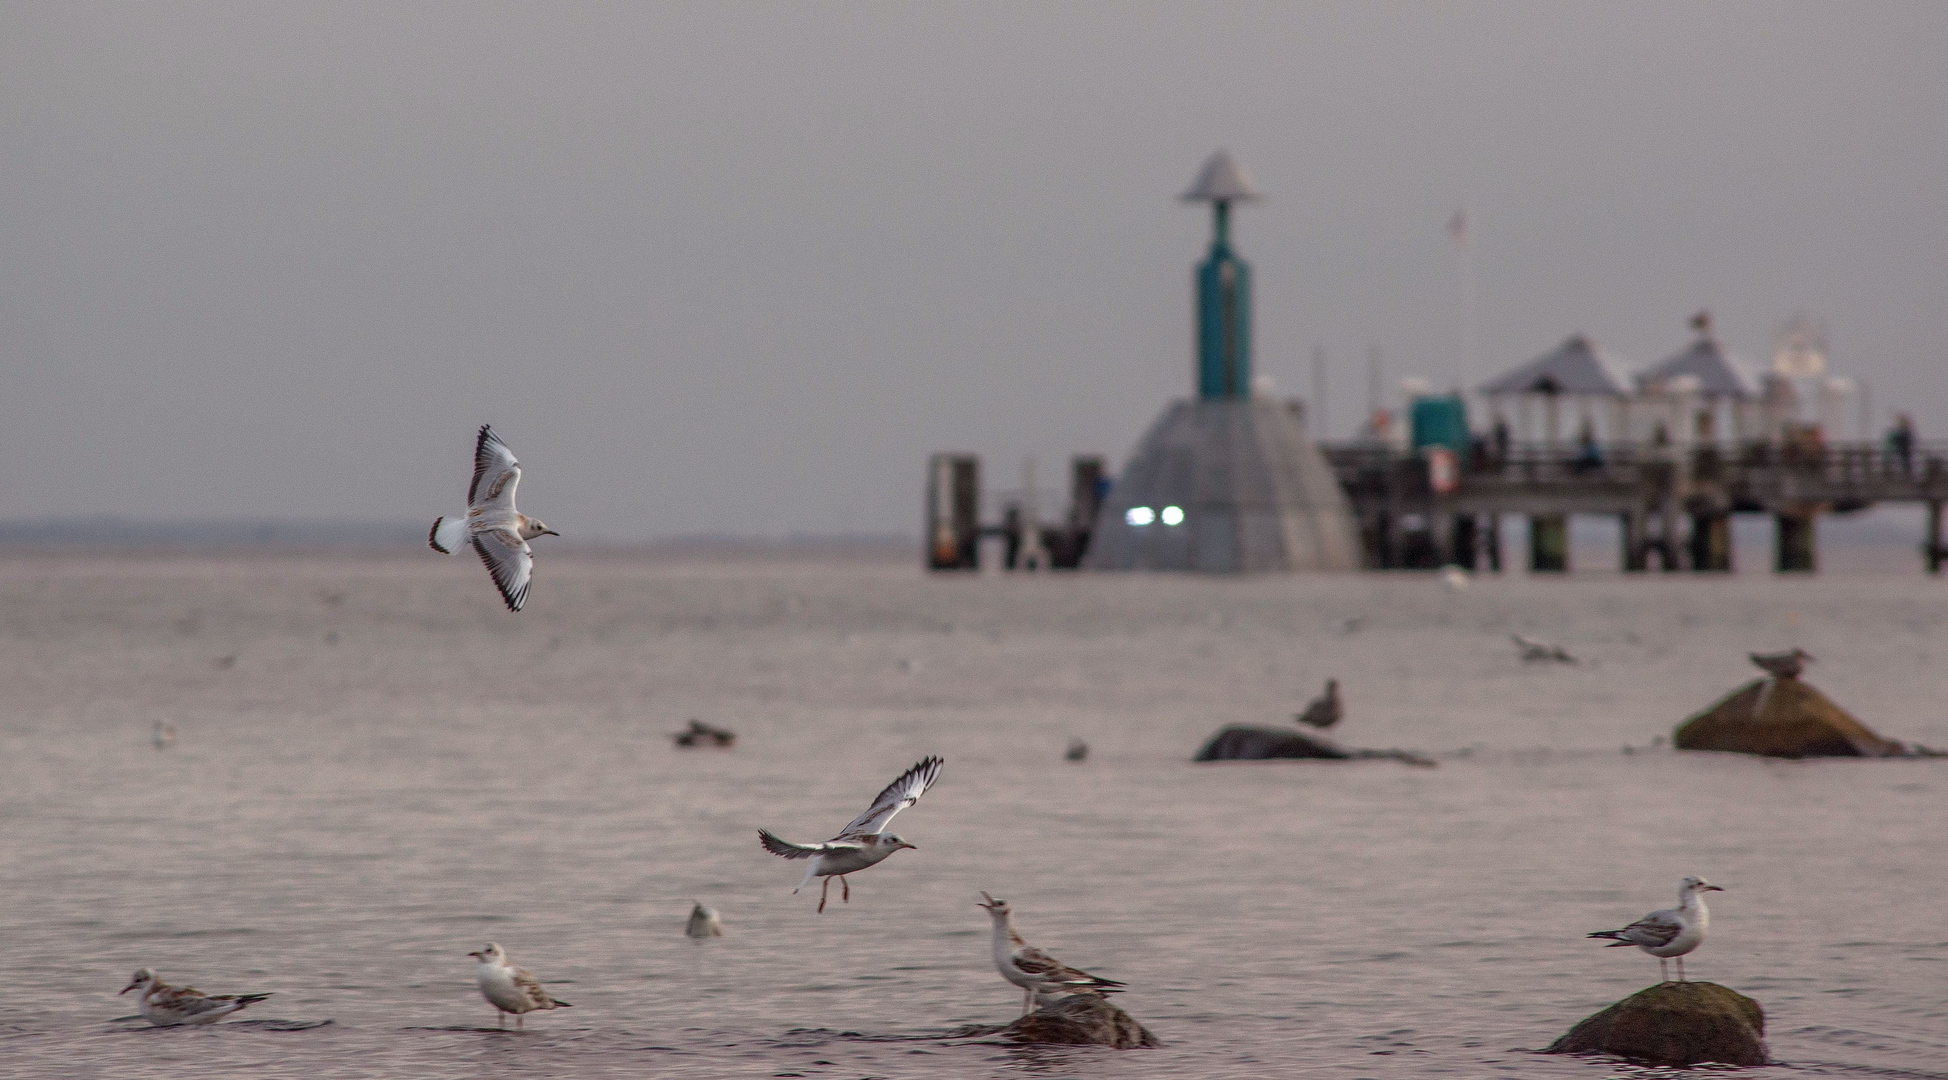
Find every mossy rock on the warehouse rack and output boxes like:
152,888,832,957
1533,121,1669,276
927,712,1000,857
1547,981,1766,1066
1002,994,1160,1049
1675,677,1904,758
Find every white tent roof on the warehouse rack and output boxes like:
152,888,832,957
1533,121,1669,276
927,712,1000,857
1479,334,1633,397
1636,336,1761,399
1181,150,1264,202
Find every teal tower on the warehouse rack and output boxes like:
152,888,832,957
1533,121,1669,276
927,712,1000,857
1183,150,1262,398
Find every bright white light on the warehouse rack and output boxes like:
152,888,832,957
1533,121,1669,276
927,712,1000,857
1125,506,1156,527
1160,505,1185,526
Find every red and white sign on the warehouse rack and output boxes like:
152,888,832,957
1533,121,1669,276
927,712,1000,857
1427,447,1459,495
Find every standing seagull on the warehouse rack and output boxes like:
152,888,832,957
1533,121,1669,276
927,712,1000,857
119,968,270,1026
1295,678,1342,729
429,425,558,612
977,893,1124,1015
1750,648,1812,680
467,942,571,1029
759,756,942,913
1587,876,1723,982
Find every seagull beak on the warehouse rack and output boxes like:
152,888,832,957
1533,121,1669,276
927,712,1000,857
1703,885,1725,892
898,840,918,851
541,529,560,537
118,982,136,995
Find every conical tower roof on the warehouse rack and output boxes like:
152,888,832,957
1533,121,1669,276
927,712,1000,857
1479,334,1632,396
1638,318,1760,399
1182,150,1264,202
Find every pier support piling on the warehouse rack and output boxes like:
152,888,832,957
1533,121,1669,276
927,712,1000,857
1775,511,1817,573
1529,514,1568,573
1485,514,1503,573
1927,501,1944,574
1621,513,1648,572
1690,514,1732,572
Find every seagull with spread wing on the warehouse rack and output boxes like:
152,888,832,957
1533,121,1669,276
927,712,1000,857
429,425,558,612
759,756,942,913
1587,875,1723,982
977,892,1124,1015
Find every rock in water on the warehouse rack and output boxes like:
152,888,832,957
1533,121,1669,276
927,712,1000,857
1546,981,1766,1067
1674,677,1905,758
1003,994,1160,1049
1193,725,1351,761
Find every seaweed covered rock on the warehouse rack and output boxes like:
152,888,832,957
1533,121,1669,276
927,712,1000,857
1193,725,1350,761
1002,993,1160,1048
1675,678,1905,758
1547,981,1766,1067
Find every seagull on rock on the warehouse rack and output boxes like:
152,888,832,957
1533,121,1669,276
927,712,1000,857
120,968,270,1026
467,942,571,1029
1587,876,1723,982
1296,678,1342,729
430,425,557,612
759,756,942,913
1750,648,1812,680
977,893,1124,1015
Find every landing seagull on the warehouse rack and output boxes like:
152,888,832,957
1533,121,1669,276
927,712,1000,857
467,942,571,1029
429,425,558,612
1587,876,1723,982
1296,678,1342,729
977,892,1124,1015
759,756,942,913
120,968,270,1026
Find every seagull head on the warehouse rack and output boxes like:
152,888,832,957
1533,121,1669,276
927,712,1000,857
874,833,917,852
1681,876,1724,894
977,891,1011,917
468,942,507,964
120,968,158,995
523,518,559,540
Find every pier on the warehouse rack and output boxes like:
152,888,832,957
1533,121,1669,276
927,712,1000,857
1322,438,1948,573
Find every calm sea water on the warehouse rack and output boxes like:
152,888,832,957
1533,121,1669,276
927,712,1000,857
1,553,1943,1079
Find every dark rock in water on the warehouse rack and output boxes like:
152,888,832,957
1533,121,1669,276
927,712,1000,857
1674,677,1907,758
1002,994,1160,1049
1547,981,1766,1067
1192,725,1435,767
1194,725,1351,761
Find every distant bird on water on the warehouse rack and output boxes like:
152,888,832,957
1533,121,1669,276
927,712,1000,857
978,892,1124,1015
759,756,942,913
467,942,571,1029
1064,737,1088,762
1295,678,1342,729
429,425,558,612
1587,876,1723,983
673,719,736,748
1750,648,1812,680
120,968,270,1026
1512,633,1577,664
151,721,176,750
685,901,725,939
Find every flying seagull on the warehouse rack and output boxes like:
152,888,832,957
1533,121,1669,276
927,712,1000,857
467,942,571,1029
1587,876,1723,982
1295,678,1342,729
977,892,1124,1015
759,756,942,913
430,425,557,612
119,968,270,1026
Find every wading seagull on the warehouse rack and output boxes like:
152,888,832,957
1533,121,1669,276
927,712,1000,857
977,893,1124,1015
1587,876,1723,982
429,425,558,612
467,942,571,1029
1296,678,1342,729
759,756,942,913
119,968,270,1026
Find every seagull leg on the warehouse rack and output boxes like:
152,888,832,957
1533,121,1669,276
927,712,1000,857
818,875,831,913
1676,956,1686,983
498,1011,505,1029
1658,959,1669,982
841,876,850,903
517,1013,524,1030
1023,988,1034,1015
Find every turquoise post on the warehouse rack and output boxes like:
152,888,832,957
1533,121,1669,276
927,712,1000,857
1196,199,1252,398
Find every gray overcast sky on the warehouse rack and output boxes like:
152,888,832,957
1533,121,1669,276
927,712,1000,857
4,3,1945,538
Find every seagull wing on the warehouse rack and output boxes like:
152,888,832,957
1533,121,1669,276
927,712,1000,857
429,516,468,554
511,966,562,1008
1615,909,1686,948
468,425,522,509
759,828,851,860
1014,946,1123,990
835,755,943,838
473,529,534,612
151,984,261,1018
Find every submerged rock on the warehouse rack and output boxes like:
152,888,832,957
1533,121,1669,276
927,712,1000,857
1192,725,1435,766
1674,678,1906,758
1001,994,1160,1049
1547,981,1766,1067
